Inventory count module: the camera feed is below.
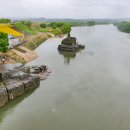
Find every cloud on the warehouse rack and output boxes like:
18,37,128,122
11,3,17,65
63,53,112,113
0,0,130,18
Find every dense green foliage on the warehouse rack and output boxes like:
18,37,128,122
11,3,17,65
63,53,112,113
87,21,95,26
13,21,71,36
49,22,65,28
67,21,96,27
0,18,11,23
52,28,62,35
66,21,110,27
14,22,36,35
0,33,9,52
48,22,57,29
49,22,71,35
115,22,130,33
61,24,71,34
21,21,32,28
68,22,88,26
40,23,47,28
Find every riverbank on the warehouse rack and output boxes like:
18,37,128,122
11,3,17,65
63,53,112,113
0,20,71,64
0,32,55,64
23,32,54,50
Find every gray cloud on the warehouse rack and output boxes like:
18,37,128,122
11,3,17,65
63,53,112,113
0,0,130,18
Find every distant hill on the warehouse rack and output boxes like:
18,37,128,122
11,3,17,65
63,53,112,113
11,18,130,23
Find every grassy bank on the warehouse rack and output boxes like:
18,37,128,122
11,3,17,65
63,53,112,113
0,51,25,64
23,32,52,50
114,21,130,33
13,21,71,50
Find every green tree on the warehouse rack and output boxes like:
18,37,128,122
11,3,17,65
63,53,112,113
0,33,9,53
21,20,26,25
40,23,47,28
21,21,31,28
87,21,95,26
48,22,57,29
56,22,64,27
116,21,130,33
0,18,11,23
52,28,62,36
25,21,32,28
61,24,71,34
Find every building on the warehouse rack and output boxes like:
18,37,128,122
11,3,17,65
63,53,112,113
0,24,24,48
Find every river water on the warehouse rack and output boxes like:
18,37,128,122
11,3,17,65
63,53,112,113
0,25,130,130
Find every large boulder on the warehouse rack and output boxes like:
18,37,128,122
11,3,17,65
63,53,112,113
21,65,48,74
59,36,85,52
61,37,76,45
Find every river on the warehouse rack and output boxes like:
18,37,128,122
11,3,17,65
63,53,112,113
0,25,130,130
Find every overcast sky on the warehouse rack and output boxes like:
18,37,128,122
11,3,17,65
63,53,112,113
0,0,130,19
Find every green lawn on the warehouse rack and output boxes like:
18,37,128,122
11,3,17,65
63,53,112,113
14,22,36,35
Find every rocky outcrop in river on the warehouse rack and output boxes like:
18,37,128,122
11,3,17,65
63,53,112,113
0,63,51,107
58,35,85,52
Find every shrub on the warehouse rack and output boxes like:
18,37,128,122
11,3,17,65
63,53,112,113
61,24,71,34
14,22,36,35
56,22,64,27
52,28,62,36
0,18,11,23
40,23,47,28
0,33,9,53
25,21,32,28
21,21,32,28
48,22,57,29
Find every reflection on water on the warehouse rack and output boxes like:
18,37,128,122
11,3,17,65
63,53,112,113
58,47,85,64
58,51,77,64
0,88,37,123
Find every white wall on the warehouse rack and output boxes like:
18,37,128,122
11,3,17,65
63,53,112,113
9,38,20,48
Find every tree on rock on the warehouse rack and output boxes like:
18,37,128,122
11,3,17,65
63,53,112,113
0,33,9,53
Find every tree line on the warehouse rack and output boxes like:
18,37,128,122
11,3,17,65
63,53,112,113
114,21,130,33
40,22,71,35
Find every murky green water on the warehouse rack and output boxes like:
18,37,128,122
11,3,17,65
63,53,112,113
1,25,130,130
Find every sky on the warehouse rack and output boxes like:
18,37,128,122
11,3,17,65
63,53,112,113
0,0,130,19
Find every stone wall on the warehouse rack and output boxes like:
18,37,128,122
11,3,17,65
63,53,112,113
0,75,40,107
0,85,8,107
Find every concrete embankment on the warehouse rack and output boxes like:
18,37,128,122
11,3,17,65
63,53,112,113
11,46,38,63
0,63,51,107
0,72,40,107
